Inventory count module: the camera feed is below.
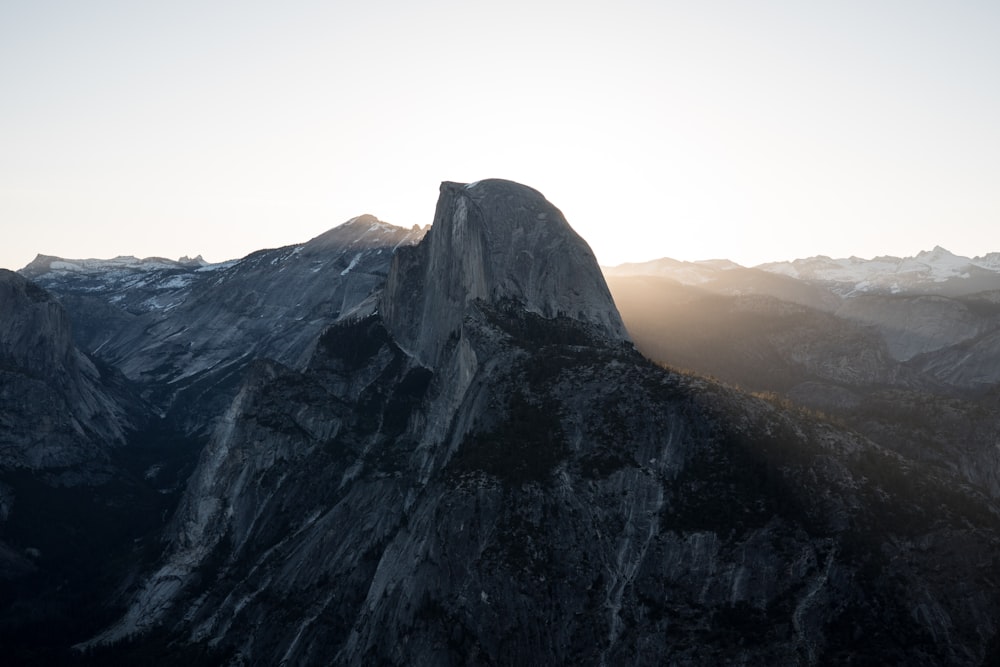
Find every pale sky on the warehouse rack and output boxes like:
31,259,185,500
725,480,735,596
2,1,999,271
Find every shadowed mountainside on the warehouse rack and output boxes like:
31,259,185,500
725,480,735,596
75,181,1000,666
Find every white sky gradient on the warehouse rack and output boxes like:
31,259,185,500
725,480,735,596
2,1,999,270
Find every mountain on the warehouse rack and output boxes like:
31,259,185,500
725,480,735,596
1,268,128,583
383,180,628,368
75,181,1000,666
608,248,1000,381
605,250,1000,499
1,218,426,664
0,269,133,471
19,254,212,316
604,258,844,313
753,248,1000,369
605,274,915,394
0,271,195,661
758,246,1000,298
23,216,425,433
602,257,742,287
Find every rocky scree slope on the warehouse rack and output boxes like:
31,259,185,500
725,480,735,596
87,181,1000,666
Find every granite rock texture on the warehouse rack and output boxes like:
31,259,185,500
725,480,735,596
86,183,1000,666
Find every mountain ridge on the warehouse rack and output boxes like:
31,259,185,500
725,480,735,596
604,250,1000,503
19,217,426,435
4,184,1000,664
70,182,1000,665
605,246,1000,298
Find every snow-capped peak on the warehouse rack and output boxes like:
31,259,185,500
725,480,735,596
756,247,1000,295
974,252,1000,270
917,245,952,256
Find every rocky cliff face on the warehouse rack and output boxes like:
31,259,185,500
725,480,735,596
24,217,425,432
383,180,627,368
0,270,132,470
0,270,155,637
85,182,1000,666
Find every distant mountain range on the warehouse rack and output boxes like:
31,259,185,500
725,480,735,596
607,246,1000,298
604,245,1000,502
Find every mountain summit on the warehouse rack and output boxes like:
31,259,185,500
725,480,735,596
10,182,1000,665
383,179,628,367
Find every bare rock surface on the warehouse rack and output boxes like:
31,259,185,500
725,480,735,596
0,269,132,470
384,180,628,368
23,217,425,432
85,182,1000,666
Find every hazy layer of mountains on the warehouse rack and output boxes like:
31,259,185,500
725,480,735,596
2,183,1000,665
605,247,1000,501
610,246,1000,298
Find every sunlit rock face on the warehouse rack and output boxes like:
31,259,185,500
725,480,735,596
0,270,131,470
383,179,628,368
86,182,1000,666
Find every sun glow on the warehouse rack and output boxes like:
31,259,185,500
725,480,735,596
2,1,999,270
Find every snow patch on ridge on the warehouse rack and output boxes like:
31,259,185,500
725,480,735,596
757,247,1000,295
341,252,364,276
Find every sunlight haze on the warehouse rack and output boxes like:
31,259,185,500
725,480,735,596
2,0,999,270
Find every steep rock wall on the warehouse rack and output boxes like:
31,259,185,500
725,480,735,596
383,179,628,368
0,270,131,469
